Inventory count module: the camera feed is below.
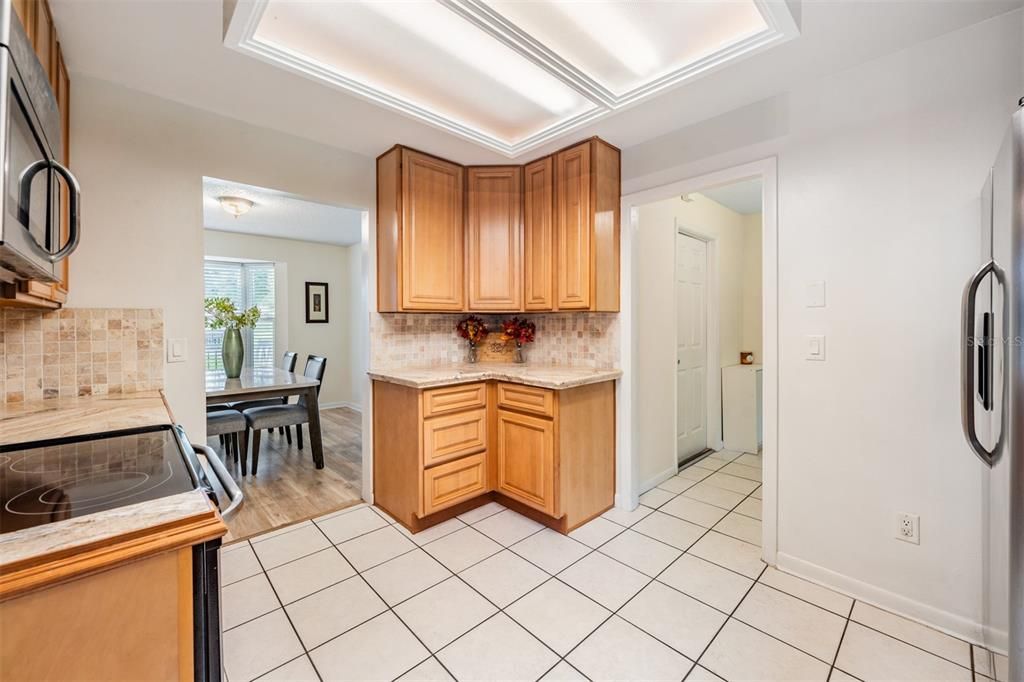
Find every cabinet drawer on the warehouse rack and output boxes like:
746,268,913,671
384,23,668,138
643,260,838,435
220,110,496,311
423,408,487,467
496,383,554,417
421,453,487,516
423,383,487,417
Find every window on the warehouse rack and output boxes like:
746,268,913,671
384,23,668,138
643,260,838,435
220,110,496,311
204,259,276,371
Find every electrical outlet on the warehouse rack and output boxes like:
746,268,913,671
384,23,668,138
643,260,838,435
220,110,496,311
896,513,920,544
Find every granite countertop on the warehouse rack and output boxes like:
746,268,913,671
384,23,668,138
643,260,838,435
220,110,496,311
0,391,225,591
0,391,174,446
368,363,622,390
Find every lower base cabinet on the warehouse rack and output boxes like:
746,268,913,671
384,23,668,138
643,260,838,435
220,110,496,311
373,378,615,534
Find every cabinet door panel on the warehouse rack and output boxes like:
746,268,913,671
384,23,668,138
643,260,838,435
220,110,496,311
497,409,556,516
555,143,591,310
422,453,487,516
523,157,554,311
401,150,464,310
467,167,521,310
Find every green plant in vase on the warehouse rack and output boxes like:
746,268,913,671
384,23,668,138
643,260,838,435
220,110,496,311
204,297,261,378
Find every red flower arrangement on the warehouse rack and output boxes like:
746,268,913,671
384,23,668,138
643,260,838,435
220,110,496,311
501,317,536,346
456,315,489,345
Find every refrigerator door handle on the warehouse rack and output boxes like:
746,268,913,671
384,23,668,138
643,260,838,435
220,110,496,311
961,259,1007,467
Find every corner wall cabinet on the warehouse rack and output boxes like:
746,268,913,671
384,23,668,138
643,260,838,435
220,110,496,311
373,379,615,534
376,137,620,313
1,0,72,309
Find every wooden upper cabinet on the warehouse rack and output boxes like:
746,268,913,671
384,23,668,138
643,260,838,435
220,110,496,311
375,137,619,313
554,143,592,310
554,139,620,312
523,157,554,311
377,146,465,312
467,166,522,311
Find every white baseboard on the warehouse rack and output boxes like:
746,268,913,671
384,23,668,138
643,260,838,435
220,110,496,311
776,552,1006,653
319,401,363,412
640,466,679,496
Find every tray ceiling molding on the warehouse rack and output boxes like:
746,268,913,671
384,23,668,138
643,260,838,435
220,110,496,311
224,0,800,158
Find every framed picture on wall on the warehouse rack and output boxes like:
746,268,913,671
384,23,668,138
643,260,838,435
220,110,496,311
305,282,329,324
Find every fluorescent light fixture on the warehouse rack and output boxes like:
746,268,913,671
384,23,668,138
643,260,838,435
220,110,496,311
218,196,255,218
224,0,798,157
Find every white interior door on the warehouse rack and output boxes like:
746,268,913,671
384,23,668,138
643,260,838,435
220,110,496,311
677,232,708,463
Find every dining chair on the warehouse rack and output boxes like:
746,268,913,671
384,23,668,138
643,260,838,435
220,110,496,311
229,351,299,440
242,355,327,475
207,409,249,475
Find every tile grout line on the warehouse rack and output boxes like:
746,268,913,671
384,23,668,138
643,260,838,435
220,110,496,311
307,515,460,682
826,600,856,681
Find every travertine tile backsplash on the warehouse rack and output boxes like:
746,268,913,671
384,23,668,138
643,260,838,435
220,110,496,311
1,308,164,403
371,312,619,369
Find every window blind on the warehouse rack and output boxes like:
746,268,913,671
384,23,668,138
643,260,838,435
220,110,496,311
204,259,276,371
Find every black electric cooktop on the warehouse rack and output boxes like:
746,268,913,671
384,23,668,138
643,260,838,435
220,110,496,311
0,425,203,535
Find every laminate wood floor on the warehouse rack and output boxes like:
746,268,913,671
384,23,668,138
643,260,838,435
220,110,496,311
206,407,363,543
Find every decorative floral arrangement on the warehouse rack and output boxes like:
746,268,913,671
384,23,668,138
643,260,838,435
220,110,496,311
501,317,536,346
204,297,261,330
456,315,489,345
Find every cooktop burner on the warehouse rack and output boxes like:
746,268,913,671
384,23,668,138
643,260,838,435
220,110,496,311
0,425,200,534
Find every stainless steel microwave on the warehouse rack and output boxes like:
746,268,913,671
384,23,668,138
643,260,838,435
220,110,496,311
0,1,79,285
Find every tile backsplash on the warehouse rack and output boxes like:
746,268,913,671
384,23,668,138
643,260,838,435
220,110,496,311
371,312,619,369
1,308,164,403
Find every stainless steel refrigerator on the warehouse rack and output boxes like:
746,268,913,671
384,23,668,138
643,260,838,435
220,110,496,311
963,96,1022,680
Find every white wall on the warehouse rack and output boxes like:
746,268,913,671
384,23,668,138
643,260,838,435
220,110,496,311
634,194,762,487
204,230,364,409
68,77,373,438
623,10,1022,646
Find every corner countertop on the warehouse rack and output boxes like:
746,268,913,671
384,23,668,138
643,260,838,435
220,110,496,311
368,363,622,390
0,391,226,599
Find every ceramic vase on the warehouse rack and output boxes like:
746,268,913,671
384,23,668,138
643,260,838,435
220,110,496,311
222,328,244,378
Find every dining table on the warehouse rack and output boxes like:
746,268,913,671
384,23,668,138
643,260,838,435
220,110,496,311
205,367,325,469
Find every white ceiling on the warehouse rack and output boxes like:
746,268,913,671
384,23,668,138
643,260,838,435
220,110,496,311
226,0,793,156
202,177,364,246
699,179,764,215
50,1,1021,164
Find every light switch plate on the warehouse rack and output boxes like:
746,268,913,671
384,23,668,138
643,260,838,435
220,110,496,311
806,335,826,361
806,281,826,307
166,338,187,363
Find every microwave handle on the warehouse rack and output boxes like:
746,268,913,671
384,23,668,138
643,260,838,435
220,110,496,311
17,158,80,263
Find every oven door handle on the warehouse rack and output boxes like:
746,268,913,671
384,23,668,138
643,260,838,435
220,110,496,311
194,444,244,518
18,158,81,263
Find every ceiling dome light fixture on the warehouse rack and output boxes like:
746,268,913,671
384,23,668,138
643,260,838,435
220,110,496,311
218,195,255,218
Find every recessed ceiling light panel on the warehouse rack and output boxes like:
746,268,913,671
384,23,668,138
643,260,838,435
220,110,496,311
225,0,798,156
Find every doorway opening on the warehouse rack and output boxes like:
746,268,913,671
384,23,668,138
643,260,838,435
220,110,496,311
620,158,777,561
201,176,369,541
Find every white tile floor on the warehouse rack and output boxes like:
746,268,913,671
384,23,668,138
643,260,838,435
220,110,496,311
219,450,1009,682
